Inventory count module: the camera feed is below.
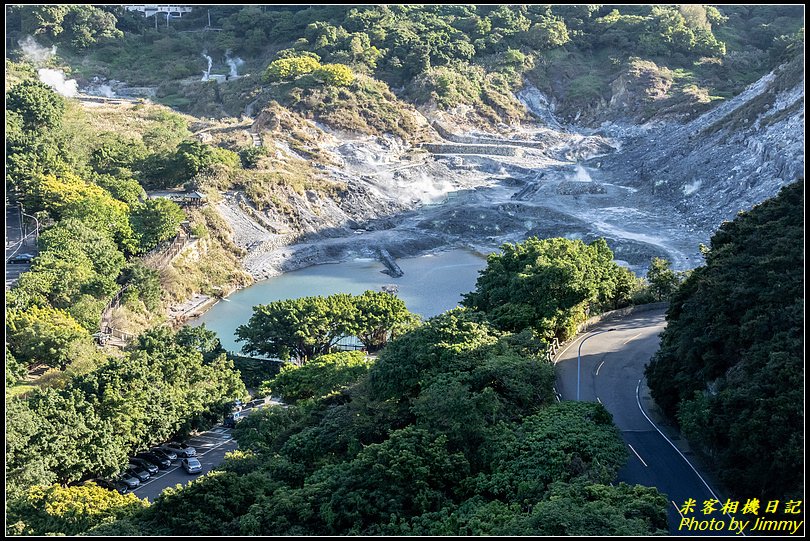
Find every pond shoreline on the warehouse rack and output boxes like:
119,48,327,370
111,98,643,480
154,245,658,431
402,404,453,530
188,247,489,352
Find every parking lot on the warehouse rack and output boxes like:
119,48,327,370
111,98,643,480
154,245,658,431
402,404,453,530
132,426,237,501
132,399,281,501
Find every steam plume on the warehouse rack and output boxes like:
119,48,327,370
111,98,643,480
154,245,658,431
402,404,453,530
225,51,244,78
202,52,212,81
37,68,79,97
18,36,56,65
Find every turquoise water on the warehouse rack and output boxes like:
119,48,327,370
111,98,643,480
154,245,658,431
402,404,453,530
193,249,488,352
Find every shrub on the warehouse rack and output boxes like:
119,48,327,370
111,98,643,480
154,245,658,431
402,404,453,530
263,56,321,83
312,63,355,87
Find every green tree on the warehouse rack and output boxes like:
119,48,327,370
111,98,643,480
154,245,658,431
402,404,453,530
93,173,146,206
522,17,571,49
18,5,71,38
236,294,357,363
6,80,66,132
238,145,266,169
6,305,96,369
120,261,162,313
175,324,225,362
646,257,678,301
130,198,186,253
172,140,240,182
462,237,632,339
349,291,419,352
262,351,370,403
502,480,669,535
474,401,628,503
313,63,355,86
368,309,500,401
90,133,148,176
263,55,322,83
62,5,123,49
6,347,28,388
645,180,803,500
8,483,148,536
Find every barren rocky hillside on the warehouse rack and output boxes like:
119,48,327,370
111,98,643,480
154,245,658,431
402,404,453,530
211,53,803,280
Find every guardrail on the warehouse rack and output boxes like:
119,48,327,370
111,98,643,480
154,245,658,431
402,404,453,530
143,230,189,270
548,302,670,363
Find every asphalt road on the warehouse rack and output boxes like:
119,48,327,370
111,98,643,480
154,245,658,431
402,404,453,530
131,400,282,501
5,203,35,290
132,426,237,501
555,308,734,536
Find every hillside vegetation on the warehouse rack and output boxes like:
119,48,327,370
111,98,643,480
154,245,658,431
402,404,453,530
6,5,803,128
82,239,669,536
645,180,803,501
3,5,804,536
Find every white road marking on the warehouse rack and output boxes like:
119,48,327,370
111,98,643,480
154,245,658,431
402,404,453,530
628,444,649,467
132,435,234,493
595,360,605,375
623,332,642,344
596,396,602,404
672,500,685,519
635,378,721,501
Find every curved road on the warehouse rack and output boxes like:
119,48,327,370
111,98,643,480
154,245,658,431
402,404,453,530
555,308,734,536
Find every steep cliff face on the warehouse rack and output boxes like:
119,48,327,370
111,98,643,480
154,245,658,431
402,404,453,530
596,54,804,238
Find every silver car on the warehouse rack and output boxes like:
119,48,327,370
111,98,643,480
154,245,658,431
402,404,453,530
181,457,202,474
161,441,196,458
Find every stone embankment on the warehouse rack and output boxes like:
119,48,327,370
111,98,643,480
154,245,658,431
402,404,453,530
378,248,404,277
420,142,525,157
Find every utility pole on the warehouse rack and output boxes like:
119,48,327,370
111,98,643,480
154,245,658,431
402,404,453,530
208,9,211,28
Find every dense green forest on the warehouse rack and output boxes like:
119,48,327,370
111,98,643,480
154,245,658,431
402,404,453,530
75,250,669,535
5,42,252,536
4,4,804,536
5,5,803,125
645,180,804,501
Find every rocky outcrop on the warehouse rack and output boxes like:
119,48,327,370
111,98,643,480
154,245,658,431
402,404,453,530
598,55,804,238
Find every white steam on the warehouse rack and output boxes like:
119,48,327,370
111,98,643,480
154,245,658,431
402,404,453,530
572,164,593,182
202,52,212,81
19,36,80,97
91,84,115,98
225,52,244,78
37,68,79,97
18,36,56,65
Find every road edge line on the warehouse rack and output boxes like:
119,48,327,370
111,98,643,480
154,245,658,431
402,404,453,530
635,378,720,501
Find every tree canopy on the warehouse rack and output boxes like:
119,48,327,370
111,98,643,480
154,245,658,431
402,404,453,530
645,180,803,501
236,291,419,362
462,237,634,339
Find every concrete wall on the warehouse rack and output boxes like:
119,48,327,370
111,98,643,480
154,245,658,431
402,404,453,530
420,143,524,157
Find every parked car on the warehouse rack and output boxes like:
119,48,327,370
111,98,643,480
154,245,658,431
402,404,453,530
116,472,141,489
181,457,202,474
129,457,158,475
150,447,177,462
135,451,171,470
161,441,196,458
86,478,128,494
224,410,247,428
7,253,34,264
126,463,151,482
